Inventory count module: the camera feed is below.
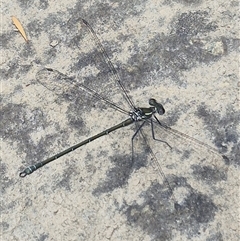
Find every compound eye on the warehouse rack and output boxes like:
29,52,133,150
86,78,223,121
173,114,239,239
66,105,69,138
157,104,165,115
149,98,157,106
149,99,165,115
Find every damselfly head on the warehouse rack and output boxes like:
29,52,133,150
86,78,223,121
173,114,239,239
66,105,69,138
149,98,165,115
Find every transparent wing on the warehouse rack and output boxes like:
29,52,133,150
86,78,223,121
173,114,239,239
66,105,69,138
36,18,134,114
137,118,229,205
36,68,128,115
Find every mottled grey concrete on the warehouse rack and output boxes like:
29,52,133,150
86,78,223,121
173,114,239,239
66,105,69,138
1,0,239,240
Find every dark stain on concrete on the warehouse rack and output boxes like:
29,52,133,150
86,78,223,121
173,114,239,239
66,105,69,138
123,176,218,240
0,162,14,195
92,154,134,195
196,104,240,165
122,11,224,90
1,103,62,168
93,151,147,196
52,163,80,192
0,221,10,232
166,0,202,5
39,233,49,241
191,165,227,183
206,232,223,241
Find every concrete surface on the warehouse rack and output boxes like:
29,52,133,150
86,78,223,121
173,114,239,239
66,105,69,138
1,0,239,240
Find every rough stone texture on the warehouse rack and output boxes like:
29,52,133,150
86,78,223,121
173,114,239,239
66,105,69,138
1,1,239,241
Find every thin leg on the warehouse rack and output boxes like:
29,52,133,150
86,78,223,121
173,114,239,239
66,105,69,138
131,121,146,161
151,118,172,149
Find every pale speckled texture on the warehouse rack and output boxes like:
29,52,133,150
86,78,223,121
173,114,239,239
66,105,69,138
1,1,239,241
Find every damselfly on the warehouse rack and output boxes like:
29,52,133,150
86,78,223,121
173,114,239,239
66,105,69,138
19,18,228,200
